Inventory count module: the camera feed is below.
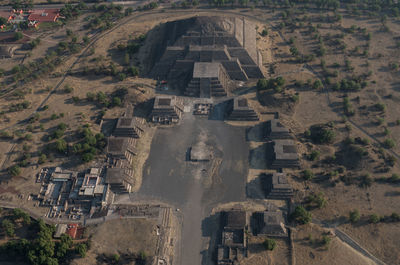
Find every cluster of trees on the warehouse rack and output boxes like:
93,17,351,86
11,51,62,85
0,216,88,265
60,2,87,21
86,87,127,109
1,208,31,237
137,2,159,10
257,77,285,93
307,124,336,144
349,209,400,224
305,192,327,209
88,4,125,31
332,77,367,91
72,125,106,163
291,205,312,224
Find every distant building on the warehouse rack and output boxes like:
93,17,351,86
265,119,292,140
226,97,259,121
150,96,184,124
28,9,60,23
271,139,300,168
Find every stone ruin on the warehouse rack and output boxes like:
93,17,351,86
253,210,287,237
190,142,213,162
271,139,300,169
265,119,292,140
150,95,184,124
149,16,264,97
264,172,293,200
113,117,144,138
226,97,259,121
217,210,247,265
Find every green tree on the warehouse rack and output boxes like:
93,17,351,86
263,238,276,250
9,165,21,177
349,209,360,223
291,206,312,224
38,154,47,164
2,219,15,237
369,214,381,224
76,243,87,258
55,139,67,153
303,169,314,180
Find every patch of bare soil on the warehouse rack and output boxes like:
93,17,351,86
72,218,158,265
294,223,375,265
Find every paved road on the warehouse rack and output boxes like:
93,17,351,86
118,111,249,265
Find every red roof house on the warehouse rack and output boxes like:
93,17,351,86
65,223,78,239
28,9,60,23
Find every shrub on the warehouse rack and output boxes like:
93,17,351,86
55,139,67,153
349,209,360,223
8,165,21,177
261,28,268,36
38,154,47,164
76,243,87,258
303,169,314,180
306,192,327,209
374,103,386,112
291,206,312,224
369,214,381,224
64,84,73,93
2,219,15,237
321,235,331,246
391,212,400,222
313,79,323,90
383,138,395,149
263,238,276,251
308,150,320,161
310,125,335,144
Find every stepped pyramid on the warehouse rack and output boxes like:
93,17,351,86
265,173,293,199
227,97,259,121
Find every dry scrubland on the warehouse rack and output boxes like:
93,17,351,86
0,3,398,265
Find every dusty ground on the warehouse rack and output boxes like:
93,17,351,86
0,4,399,265
293,223,375,265
71,218,158,265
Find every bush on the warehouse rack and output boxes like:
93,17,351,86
257,77,285,92
321,235,331,247
303,169,314,180
63,85,73,93
349,209,360,223
2,219,15,237
310,125,335,144
369,214,381,224
9,165,21,177
374,103,386,112
38,154,47,164
383,138,395,149
263,238,276,251
291,206,312,224
55,139,67,153
308,150,320,161
76,243,87,258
